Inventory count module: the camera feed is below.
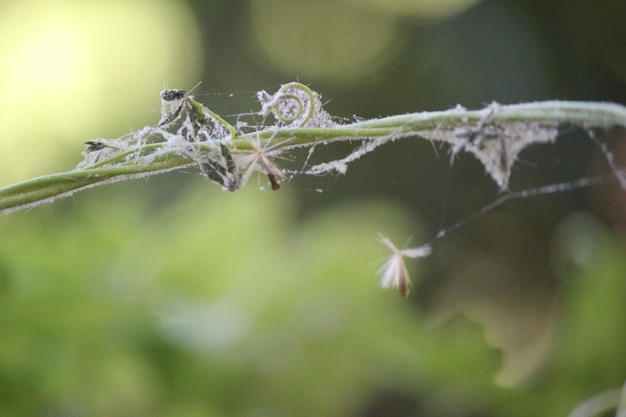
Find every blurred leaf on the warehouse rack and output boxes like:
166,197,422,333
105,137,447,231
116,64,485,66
0,184,504,416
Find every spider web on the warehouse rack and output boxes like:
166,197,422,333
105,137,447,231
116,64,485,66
190,86,626,239
76,84,626,248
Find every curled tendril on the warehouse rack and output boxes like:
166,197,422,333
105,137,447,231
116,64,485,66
272,93,304,125
265,82,316,127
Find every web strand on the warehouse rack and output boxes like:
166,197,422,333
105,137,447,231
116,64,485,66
428,176,607,245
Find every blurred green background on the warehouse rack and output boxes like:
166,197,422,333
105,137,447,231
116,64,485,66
1,0,625,416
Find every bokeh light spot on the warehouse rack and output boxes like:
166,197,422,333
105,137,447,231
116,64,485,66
248,0,400,82
346,0,483,19
0,0,202,184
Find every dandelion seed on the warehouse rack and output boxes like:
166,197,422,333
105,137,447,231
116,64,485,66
266,170,281,190
377,234,431,298
235,135,287,190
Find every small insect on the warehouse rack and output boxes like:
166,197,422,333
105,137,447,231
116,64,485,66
79,140,126,168
84,141,107,151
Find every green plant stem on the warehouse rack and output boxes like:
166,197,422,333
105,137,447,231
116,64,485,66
235,100,626,146
0,154,192,213
1,100,625,214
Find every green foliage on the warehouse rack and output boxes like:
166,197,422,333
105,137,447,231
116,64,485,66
0,184,624,416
